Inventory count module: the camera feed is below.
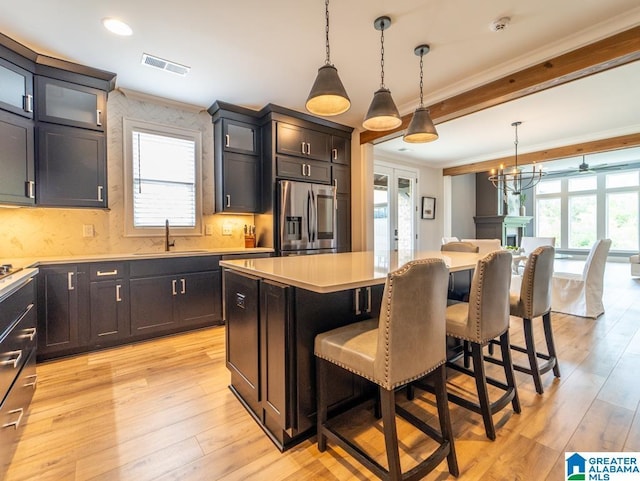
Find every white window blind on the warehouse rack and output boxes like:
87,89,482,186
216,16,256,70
132,130,196,228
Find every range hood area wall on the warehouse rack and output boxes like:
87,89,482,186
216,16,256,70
0,90,253,259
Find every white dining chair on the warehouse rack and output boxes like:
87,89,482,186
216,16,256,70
516,237,556,273
551,239,611,318
442,236,459,244
461,238,502,255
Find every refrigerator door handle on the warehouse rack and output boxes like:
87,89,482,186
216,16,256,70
307,189,312,244
311,189,317,243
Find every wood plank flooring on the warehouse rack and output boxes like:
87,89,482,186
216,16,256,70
6,260,640,480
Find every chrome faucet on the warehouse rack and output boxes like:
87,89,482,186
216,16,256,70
165,219,175,251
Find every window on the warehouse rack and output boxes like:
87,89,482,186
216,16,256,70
535,169,640,253
123,119,202,236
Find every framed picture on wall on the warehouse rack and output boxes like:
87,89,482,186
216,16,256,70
421,196,436,219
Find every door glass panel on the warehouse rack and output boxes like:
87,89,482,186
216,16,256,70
397,176,413,252
0,65,25,109
568,195,596,248
227,123,254,151
374,173,389,252
607,192,638,250
45,83,96,124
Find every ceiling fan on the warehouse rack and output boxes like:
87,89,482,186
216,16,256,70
577,156,593,173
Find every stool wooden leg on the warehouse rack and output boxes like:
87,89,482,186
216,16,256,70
543,312,561,378
500,331,521,414
380,387,402,480
471,342,495,440
523,317,544,394
316,358,328,452
433,364,459,477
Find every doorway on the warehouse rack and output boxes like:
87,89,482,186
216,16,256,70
373,164,418,253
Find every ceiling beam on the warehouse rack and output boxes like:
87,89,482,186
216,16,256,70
360,26,640,145
442,132,640,176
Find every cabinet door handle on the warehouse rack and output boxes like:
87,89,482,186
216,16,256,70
225,134,230,147
0,350,22,369
301,163,306,176
301,142,306,154
23,94,33,113
116,284,122,302
96,109,102,127
306,143,311,155
97,185,104,202
366,287,372,313
332,148,338,160
2,408,24,430
172,279,177,296
180,278,186,294
354,288,361,315
226,194,231,207
24,374,38,389
25,180,35,199
68,272,74,290
97,269,118,277
334,179,338,209
23,327,37,342
307,164,311,177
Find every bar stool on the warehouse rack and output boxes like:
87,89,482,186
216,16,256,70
443,250,520,440
507,245,560,394
315,259,459,480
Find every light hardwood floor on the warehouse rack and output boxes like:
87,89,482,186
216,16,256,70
6,260,640,481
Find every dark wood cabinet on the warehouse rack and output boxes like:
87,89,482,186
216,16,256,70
224,269,261,414
37,264,87,359
333,163,351,252
36,122,107,207
222,119,259,155
217,152,261,213
211,105,262,214
330,135,350,165
275,155,331,183
130,256,222,336
0,109,35,205
35,76,106,131
89,262,128,346
0,282,36,481
276,122,330,162
0,57,33,118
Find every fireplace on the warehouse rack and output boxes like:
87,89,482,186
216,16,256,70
473,215,533,246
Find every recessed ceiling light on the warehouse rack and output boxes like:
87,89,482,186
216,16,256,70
102,17,133,36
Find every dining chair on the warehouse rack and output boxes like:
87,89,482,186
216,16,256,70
515,236,556,273
417,250,520,440
315,258,459,480
461,238,502,255
551,239,611,318
505,245,560,394
442,236,460,244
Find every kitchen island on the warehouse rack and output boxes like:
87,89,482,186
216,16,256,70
219,250,480,450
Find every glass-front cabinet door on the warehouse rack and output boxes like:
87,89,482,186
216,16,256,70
222,119,258,155
0,58,33,118
36,76,106,131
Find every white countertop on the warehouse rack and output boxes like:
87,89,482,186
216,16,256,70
219,250,481,293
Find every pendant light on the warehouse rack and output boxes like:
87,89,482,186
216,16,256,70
403,45,438,143
488,121,546,195
362,16,401,131
305,0,350,116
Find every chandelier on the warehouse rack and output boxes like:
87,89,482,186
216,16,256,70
488,121,545,195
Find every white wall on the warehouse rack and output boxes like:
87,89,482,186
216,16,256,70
449,173,476,239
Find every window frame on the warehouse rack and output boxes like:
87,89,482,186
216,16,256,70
123,118,203,237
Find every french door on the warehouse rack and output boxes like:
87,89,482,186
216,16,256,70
373,164,418,253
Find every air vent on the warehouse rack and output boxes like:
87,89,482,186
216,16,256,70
141,53,190,76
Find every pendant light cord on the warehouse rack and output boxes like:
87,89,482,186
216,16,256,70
418,51,424,107
324,0,331,65
380,23,386,88
513,121,519,169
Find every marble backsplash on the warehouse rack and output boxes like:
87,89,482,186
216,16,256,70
0,89,259,260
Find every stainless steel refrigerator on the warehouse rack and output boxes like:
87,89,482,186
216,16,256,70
278,180,337,255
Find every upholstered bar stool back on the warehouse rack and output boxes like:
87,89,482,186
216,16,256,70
315,258,459,480
443,250,521,440
441,241,479,253
442,241,478,302
508,245,560,394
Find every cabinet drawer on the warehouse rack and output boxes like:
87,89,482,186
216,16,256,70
276,156,331,184
1,348,36,477
0,278,35,336
90,262,126,281
0,303,36,398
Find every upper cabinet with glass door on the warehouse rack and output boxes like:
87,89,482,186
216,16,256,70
222,119,259,156
36,76,106,131
0,57,33,118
